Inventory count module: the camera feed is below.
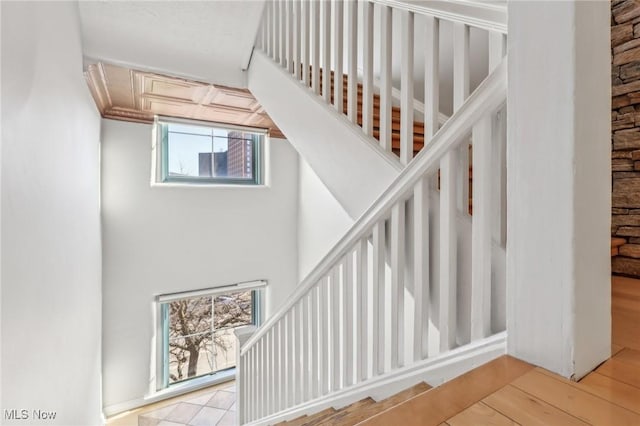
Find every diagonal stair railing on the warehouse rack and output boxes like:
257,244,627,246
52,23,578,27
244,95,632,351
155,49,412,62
256,0,507,214
239,0,508,423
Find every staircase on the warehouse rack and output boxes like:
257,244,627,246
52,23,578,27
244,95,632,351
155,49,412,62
279,382,430,426
316,69,427,157
277,355,534,426
317,69,475,213
240,0,508,424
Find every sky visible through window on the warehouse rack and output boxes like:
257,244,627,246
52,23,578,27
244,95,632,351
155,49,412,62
167,123,230,177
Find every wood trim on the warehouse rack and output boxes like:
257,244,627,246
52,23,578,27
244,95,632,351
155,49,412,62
84,62,284,138
360,356,533,426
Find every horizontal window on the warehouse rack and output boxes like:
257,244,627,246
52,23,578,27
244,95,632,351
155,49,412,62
156,280,265,389
154,117,265,185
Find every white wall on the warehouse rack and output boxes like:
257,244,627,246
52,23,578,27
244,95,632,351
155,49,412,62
297,159,353,281
507,0,611,379
1,2,103,424
101,120,299,412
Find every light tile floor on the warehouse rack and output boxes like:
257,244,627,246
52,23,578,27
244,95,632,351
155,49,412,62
107,381,236,426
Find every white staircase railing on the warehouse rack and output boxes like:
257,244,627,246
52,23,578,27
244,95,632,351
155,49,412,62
239,67,507,424
255,0,506,187
240,0,508,423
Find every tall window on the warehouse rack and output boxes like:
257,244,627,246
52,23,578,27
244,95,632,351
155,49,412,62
154,117,264,185
157,281,264,389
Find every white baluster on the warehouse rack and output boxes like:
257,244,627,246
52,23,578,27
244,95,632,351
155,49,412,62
247,349,252,421
238,353,244,423
302,0,310,85
259,337,265,417
267,330,274,415
334,0,344,112
296,297,309,403
310,286,320,399
362,1,374,135
440,151,458,352
320,276,330,395
266,1,273,58
294,0,301,78
286,311,294,407
413,176,430,361
489,32,507,247
356,237,368,382
471,116,493,341
331,265,342,390
400,10,414,165
453,23,470,111
372,221,386,375
343,252,354,386
259,7,265,52
311,1,320,93
425,16,440,142
276,320,283,411
286,0,293,73
379,5,392,151
323,0,332,102
294,303,303,405
346,0,358,124
453,23,470,213
280,0,286,67
391,202,406,368
273,0,280,63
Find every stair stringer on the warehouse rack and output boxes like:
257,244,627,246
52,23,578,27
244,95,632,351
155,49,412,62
248,50,403,220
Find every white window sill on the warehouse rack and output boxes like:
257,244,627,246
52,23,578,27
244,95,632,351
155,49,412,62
146,369,236,404
150,182,270,189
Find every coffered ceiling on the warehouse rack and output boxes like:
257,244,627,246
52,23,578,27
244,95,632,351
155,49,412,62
85,62,283,138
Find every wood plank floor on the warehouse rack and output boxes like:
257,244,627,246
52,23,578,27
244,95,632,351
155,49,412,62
437,275,640,425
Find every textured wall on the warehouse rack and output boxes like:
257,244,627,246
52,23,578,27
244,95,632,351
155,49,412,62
612,0,640,276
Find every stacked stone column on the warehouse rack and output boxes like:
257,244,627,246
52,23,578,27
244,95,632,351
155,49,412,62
611,0,640,276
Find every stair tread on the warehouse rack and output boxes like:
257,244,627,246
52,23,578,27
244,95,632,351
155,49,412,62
283,407,338,426
327,382,433,425
357,356,534,426
310,398,376,426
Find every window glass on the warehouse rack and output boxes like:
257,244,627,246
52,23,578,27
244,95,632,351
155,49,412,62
157,119,263,185
162,289,257,386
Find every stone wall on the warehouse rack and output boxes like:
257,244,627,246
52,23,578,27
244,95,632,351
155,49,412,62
612,0,640,276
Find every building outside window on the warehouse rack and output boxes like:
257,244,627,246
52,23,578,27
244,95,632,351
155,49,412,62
154,117,264,185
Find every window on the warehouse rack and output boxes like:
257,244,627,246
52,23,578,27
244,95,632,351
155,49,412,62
153,117,265,185
156,281,264,389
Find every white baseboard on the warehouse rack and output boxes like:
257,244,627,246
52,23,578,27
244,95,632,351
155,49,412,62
244,332,506,426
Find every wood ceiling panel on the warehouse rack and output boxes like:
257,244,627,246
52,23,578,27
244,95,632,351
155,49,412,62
85,61,284,138
210,90,258,110
144,76,201,102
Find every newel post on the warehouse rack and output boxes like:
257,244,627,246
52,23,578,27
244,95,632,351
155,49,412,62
235,325,257,424
506,0,611,380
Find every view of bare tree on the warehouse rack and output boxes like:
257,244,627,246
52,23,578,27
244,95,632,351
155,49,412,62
168,290,253,383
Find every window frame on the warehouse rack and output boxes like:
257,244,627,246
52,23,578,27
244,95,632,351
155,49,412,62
152,116,266,186
155,280,266,391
